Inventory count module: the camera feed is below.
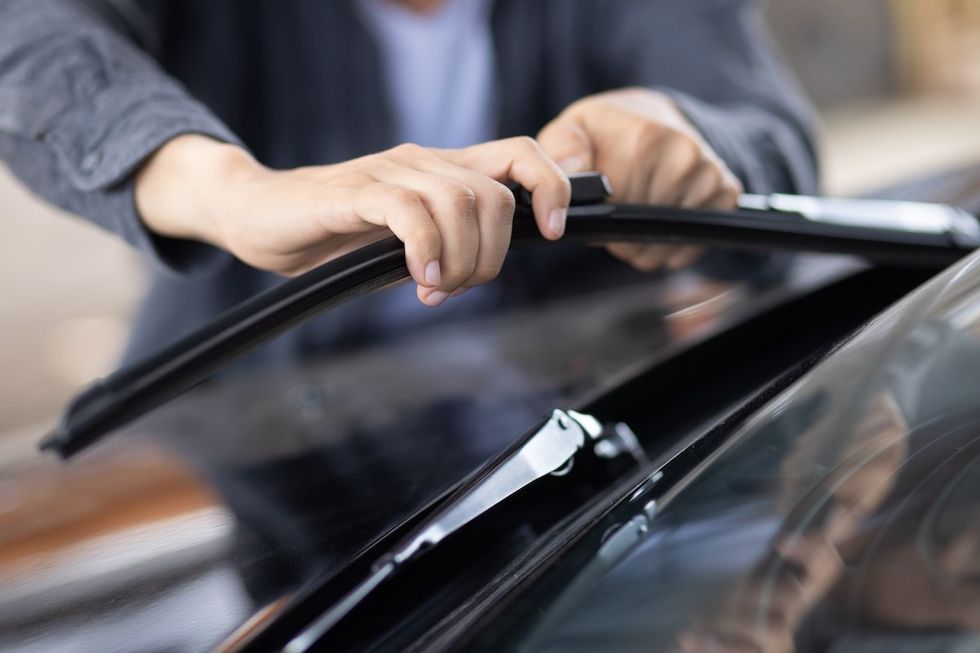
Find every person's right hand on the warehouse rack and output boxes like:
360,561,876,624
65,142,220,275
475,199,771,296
135,135,571,306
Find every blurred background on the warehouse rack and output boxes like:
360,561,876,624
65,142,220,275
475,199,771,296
1,0,980,445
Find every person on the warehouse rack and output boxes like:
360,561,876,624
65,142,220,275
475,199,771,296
0,0,818,366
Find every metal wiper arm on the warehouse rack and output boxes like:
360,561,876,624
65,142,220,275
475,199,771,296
283,408,642,653
390,409,602,565
40,173,979,458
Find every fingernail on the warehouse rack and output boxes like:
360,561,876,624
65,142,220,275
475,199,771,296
425,290,449,306
548,208,567,238
424,260,441,287
450,287,469,297
557,155,587,173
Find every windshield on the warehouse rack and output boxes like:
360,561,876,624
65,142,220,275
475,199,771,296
0,247,854,653
503,251,980,653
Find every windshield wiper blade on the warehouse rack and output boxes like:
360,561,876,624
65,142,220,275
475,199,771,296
38,173,610,460
40,173,979,458
282,408,644,653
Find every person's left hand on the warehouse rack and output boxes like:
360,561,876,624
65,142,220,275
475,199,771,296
538,87,743,271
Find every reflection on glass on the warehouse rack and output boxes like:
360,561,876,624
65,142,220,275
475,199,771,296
0,252,866,652
5,256,794,653
524,257,980,653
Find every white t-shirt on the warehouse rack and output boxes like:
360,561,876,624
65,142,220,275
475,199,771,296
357,0,497,148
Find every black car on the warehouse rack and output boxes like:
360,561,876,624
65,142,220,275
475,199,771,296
2,168,980,652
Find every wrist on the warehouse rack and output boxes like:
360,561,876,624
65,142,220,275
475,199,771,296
135,134,261,249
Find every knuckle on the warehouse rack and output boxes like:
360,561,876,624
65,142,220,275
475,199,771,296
685,143,705,169
489,180,517,214
511,135,539,152
630,124,664,160
333,171,373,187
441,183,478,215
371,156,401,175
386,186,421,208
565,95,598,119
635,120,663,147
392,142,426,159
672,135,701,168
662,126,690,149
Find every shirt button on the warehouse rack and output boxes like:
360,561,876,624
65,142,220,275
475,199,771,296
81,151,102,172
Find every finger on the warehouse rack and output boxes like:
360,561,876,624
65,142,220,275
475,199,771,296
350,183,442,292
536,115,594,173
679,165,724,209
705,181,742,210
615,120,665,204
648,136,703,205
396,171,479,291
446,137,572,240
413,155,516,288
539,110,647,204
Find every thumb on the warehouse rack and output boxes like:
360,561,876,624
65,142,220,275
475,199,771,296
537,116,594,174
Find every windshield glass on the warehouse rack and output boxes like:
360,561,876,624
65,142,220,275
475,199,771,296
508,252,980,653
0,245,857,653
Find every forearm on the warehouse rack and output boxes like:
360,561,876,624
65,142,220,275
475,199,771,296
134,134,259,250
0,0,241,273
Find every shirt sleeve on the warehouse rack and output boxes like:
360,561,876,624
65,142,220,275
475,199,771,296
0,0,241,274
585,0,819,285
589,0,820,196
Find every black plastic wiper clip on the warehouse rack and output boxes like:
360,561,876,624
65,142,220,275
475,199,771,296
512,171,612,208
